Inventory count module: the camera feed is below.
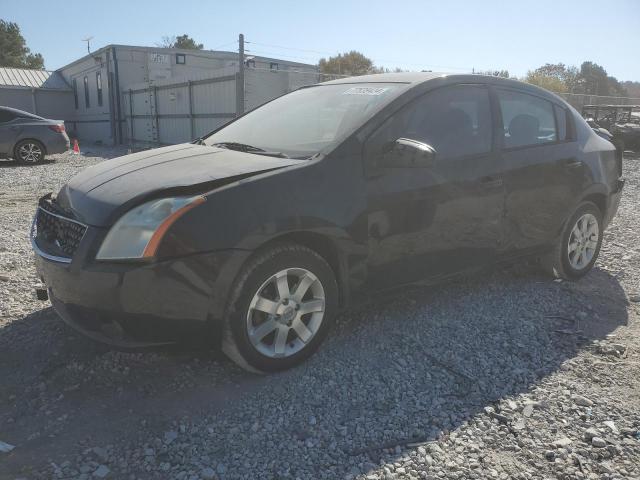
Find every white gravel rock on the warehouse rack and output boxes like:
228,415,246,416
92,464,110,478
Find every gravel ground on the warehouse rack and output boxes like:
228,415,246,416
1,149,639,480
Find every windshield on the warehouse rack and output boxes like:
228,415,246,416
204,83,404,158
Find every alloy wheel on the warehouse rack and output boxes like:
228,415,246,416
18,143,43,163
246,267,326,358
567,213,599,270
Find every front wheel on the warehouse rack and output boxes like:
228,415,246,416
14,139,45,164
542,202,603,280
222,243,338,373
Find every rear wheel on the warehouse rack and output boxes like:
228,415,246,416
222,243,338,373
541,202,603,280
14,139,45,164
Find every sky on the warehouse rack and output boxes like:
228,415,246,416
3,0,640,81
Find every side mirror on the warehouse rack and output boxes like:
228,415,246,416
380,138,436,168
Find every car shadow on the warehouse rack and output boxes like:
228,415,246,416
0,265,629,477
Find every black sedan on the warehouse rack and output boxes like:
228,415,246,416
32,73,624,373
0,106,69,163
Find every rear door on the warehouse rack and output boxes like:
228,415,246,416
364,84,504,289
495,88,584,253
0,109,19,156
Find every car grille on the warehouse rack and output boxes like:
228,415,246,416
34,196,87,258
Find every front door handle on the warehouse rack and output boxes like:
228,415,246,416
480,176,503,188
561,158,582,169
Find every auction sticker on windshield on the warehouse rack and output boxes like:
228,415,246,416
342,87,390,96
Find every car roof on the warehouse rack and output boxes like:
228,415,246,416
0,105,44,119
319,72,569,106
321,72,449,85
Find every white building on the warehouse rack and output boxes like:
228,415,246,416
56,44,320,145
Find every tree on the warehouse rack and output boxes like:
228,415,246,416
525,63,578,93
578,61,610,95
318,51,375,76
621,81,640,98
526,71,567,93
606,75,627,97
0,20,44,69
524,61,629,96
575,61,629,96
158,34,203,50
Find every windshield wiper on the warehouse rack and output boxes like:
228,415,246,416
212,141,264,152
211,142,289,158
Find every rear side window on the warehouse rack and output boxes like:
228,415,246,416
0,109,17,123
497,89,557,148
368,84,493,161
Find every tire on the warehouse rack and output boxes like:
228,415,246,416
541,201,603,280
222,243,338,373
14,139,45,164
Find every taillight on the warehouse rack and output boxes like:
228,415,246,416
48,124,65,133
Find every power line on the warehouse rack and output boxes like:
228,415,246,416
247,66,350,78
245,41,334,56
245,49,320,63
246,38,506,74
209,41,238,51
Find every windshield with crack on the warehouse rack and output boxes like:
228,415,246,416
204,83,405,158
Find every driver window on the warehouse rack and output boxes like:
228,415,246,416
366,84,493,163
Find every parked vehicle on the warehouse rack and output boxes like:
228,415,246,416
582,104,640,153
32,73,624,372
0,106,69,163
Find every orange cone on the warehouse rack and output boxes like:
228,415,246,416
72,139,80,155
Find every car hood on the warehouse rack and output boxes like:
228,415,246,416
56,143,304,226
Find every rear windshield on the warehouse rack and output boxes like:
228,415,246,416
204,83,405,158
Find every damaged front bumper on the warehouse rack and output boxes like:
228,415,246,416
34,248,246,348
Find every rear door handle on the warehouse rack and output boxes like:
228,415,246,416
480,176,503,188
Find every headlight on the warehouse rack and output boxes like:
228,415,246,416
96,195,205,260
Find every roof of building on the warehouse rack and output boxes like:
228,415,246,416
57,44,317,72
0,67,71,90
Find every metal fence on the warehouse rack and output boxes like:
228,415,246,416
558,92,640,111
122,73,238,146
121,68,339,147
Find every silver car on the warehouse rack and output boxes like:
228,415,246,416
0,106,70,164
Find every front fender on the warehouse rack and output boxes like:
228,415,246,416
158,153,367,256
158,153,368,313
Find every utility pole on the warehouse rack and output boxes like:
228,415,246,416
236,33,245,116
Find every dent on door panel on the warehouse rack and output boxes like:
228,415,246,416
502,142,590,250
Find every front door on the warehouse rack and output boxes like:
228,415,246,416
364,84,505,290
